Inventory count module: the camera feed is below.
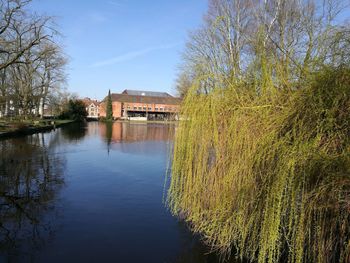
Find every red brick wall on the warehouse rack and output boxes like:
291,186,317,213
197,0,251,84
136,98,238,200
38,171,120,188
99,102,122,118
99,100,180,119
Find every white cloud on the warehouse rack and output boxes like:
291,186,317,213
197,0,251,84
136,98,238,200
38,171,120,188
91,43,179,68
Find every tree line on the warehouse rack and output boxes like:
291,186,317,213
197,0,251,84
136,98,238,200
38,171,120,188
0,0,68,119
176,0,349,96
169,1,350,262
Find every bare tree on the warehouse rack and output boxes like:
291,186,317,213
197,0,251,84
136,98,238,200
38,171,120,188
0,0,51,70
176,0,350,96
0,0,67,119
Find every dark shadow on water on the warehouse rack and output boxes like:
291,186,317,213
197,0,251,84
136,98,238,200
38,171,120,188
0,133,66,261
60,122,87,142
171,221,245,263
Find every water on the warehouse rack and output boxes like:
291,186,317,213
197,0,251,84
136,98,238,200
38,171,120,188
0,122,231,263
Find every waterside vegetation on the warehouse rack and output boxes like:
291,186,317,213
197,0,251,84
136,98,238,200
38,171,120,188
168,1,350,262
0,119,74,139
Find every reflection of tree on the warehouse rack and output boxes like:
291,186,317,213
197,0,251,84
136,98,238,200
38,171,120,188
0,133,66,259
171,222,243,263
105,122,113,155
60,122,87,142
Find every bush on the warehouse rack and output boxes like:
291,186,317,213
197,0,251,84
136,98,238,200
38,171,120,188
59,100,87,121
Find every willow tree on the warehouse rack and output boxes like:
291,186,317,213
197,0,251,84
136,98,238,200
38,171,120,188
169,1,350,262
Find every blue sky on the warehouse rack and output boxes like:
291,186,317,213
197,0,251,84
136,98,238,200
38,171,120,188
30,0,208,99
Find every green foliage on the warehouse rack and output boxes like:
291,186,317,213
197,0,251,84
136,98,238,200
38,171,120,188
106,89,113,121
59,99,87,121
168,67,350,263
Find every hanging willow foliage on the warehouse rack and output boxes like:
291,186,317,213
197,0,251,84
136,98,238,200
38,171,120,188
167,66,350,263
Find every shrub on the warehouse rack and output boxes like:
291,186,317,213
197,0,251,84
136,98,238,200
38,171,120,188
59,99,87,121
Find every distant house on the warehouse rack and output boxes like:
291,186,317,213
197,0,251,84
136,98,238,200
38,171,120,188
0,98,15,117
82,98,100,118
100,89,181,120
42,107,55,118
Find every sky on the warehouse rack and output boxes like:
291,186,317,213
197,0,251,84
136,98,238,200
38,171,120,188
29,0,208,100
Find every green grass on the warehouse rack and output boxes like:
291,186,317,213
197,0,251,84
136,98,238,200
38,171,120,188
0,119,74,133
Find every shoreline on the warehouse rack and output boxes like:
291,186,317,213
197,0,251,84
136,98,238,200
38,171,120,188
0,119,178,140
0,120,75,140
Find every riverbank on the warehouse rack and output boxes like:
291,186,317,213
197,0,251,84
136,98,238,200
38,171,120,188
0,119,75,140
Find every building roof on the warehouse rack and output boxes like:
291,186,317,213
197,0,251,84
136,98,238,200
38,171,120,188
82,98,100,107
109,93,181,105
89,101,100,106
121,89,173,98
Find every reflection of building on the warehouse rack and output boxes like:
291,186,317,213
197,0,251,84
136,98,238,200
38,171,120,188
82,98,100,118
99,90,181,120
99,122,175,155
99,122,174,143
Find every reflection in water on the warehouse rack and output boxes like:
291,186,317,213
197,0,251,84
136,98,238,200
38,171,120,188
60,122,88,142
100,121,174,143
0,122,239,263
105,122,113,154
171,222,225,263
0,133,66,260
100,121,175,156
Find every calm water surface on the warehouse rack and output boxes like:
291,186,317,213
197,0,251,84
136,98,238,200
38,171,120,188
0,122,236,263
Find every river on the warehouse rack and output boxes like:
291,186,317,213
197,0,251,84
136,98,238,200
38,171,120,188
0,122,232,263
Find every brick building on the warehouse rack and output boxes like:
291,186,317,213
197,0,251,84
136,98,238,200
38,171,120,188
99,90,181,120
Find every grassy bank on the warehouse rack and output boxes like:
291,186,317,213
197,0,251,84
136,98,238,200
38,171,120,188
0,119,75,139
168,68,350,262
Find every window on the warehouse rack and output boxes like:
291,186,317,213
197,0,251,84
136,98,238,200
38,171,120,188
148,107,152,111
138,107,142,110
127,106,131,110
133,106,137,110
155,108,158,111
143,107,147,110
160,107,164,111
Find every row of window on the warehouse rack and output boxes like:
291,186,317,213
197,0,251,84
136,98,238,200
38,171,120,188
124,106,176,111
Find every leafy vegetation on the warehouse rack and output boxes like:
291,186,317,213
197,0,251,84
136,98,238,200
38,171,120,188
168,1,350,262
106,90,113,121
59,99,87,121
169,67,350,262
